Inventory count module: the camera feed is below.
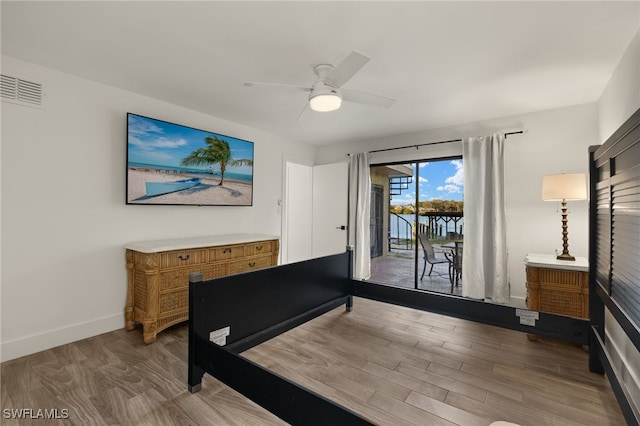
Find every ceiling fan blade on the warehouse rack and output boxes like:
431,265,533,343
324,51,370,89
342,89,396,109
296,102,309,122
244,81,311,93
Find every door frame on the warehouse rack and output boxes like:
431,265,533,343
370,184,384,258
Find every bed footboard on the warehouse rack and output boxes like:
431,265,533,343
187,249,372,424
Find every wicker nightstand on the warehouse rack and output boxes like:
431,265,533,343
524,254,589,318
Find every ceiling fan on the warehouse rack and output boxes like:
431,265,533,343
244,51,395,114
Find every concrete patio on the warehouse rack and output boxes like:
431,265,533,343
368,248,462,296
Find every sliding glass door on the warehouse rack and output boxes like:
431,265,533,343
368,157,463,295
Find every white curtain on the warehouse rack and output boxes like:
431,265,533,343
462,134,509,303
348,153,371,280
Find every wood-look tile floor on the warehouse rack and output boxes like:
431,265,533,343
1,297,625,425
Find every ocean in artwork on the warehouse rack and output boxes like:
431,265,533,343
128,162,253,184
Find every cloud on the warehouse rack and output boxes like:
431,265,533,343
129,135,188,150
390,193,415,205
419,176,428,183
445,160,464,186
437,184,461,194
128,115,164,135
149,137,188,149
128,115,187,150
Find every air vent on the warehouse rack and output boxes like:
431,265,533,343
1,74,45,108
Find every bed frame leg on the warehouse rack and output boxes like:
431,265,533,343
188,271,205,393
188,365,204,393
346,245,354,313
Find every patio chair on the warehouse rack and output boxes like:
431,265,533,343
418,233,451,280
449,241,463,290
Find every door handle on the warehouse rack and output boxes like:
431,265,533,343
336,225,347,230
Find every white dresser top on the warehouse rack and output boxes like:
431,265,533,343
124,233,280,253
524,253,588,272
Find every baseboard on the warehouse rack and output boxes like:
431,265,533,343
507,295,527,309
0,313,123,362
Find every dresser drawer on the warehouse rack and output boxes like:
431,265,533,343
539,288,586,318
228,255,273,274
246,241,273,257
160,249,207,269
209,244,245,261
525,264,589,319
159,289,189,314
538,268,587,289
159,262,229,291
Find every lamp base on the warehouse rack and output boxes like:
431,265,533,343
556,253,576,261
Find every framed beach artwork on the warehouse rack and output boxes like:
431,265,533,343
126,113,254,206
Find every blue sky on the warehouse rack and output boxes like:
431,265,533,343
127,114,254,175
390,159,464,205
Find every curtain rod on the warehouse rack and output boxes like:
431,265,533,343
360,130,526,155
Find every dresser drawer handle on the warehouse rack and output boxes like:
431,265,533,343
178,254,190,261
249,262,256,267
223,248,232,254
256,245,263,251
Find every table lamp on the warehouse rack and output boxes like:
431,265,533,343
542,173,587,261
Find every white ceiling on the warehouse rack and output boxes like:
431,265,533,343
2,1,639,146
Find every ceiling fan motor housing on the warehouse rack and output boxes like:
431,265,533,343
309,81,342,112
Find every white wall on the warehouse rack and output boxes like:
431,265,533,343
0,56,315,361
598,29,640,141
317,103,599,305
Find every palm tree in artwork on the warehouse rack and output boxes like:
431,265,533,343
181,136,252,186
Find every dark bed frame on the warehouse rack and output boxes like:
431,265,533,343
588,107,640,426
188,248,593,425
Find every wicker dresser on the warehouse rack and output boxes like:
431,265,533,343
125,234,279,343
524,254,589,319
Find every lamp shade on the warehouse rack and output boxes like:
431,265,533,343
542,173,587,201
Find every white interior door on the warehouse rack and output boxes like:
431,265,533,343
282,161,313,264
312,162,348,258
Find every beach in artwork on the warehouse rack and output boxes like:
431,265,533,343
127,168,252,205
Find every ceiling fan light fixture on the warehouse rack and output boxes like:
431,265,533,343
309,90,342,112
